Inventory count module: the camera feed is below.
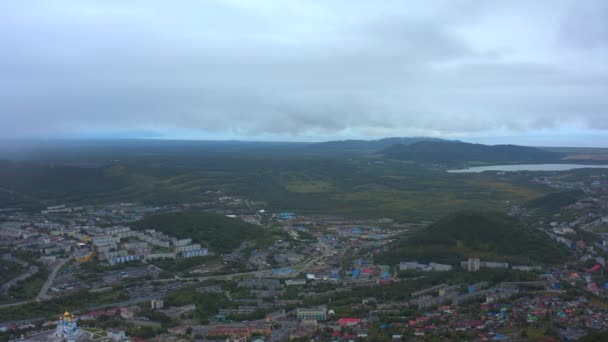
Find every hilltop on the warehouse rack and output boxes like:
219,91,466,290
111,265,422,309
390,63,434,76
377,211,568,265
307,137,453,153
383,141,562,164
131,210,286,253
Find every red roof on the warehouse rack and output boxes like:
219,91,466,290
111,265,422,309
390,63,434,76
79,308,118,318
468,320,483,327
338,318,361,325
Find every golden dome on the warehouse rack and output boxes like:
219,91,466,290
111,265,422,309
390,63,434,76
64,311,70,317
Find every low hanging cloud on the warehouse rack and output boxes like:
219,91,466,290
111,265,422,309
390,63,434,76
1,0,608,139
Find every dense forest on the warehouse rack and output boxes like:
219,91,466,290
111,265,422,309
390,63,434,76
131,210,285,253
377,210,569,265
526,190,585,213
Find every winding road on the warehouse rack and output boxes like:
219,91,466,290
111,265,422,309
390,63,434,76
36,257,72,301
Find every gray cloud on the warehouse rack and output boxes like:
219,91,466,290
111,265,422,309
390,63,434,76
1,0,607,140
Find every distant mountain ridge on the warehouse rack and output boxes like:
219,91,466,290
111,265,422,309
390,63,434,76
307,137,455,152
383,141,563,164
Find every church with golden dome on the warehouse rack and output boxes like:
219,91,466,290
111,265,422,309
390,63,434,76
53,311,80,342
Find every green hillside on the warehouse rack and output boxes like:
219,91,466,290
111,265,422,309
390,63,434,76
526,190,584,213
377,211,568,265
0,160,131,208
131,210,285,253
383,141,562,164
0,141,548,221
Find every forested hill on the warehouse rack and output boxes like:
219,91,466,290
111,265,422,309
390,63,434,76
131,210,286,253
306,137,453,153
383,141,563,164
526,190,585,213
377,210,568,265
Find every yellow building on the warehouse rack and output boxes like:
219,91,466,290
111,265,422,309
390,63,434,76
75,251,94,263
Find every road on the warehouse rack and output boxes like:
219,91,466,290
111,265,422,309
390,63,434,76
0,238,332,317
245,199,254,211
0,299,34,309
294,239,330,273
36,257,72,301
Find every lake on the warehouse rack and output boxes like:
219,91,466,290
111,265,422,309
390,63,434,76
447,164,608,173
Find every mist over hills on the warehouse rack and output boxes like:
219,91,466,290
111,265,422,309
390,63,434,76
305,137,455,153
0,137,600,216
0,137,593,164
383,141,563,164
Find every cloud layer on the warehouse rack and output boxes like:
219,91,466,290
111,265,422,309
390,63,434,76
1,0,608,140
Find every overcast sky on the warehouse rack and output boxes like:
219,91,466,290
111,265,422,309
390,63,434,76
2,1,608,145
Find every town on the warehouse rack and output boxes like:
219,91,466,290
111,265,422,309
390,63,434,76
4,0,608,339
1,168,608,341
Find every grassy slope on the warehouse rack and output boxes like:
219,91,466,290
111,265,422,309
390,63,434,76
377,210,568,265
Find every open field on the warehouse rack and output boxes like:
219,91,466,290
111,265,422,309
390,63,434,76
284,179,334,193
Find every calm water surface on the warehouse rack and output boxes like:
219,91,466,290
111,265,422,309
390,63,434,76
447,164,608,173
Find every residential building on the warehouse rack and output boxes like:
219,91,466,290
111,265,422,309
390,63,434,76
151,299,164,310
428,262,453,271
285,279,307,286
296,306,327,321
463,258,480,272
107,329,127,341
481,261,509,269
74,251,94,263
